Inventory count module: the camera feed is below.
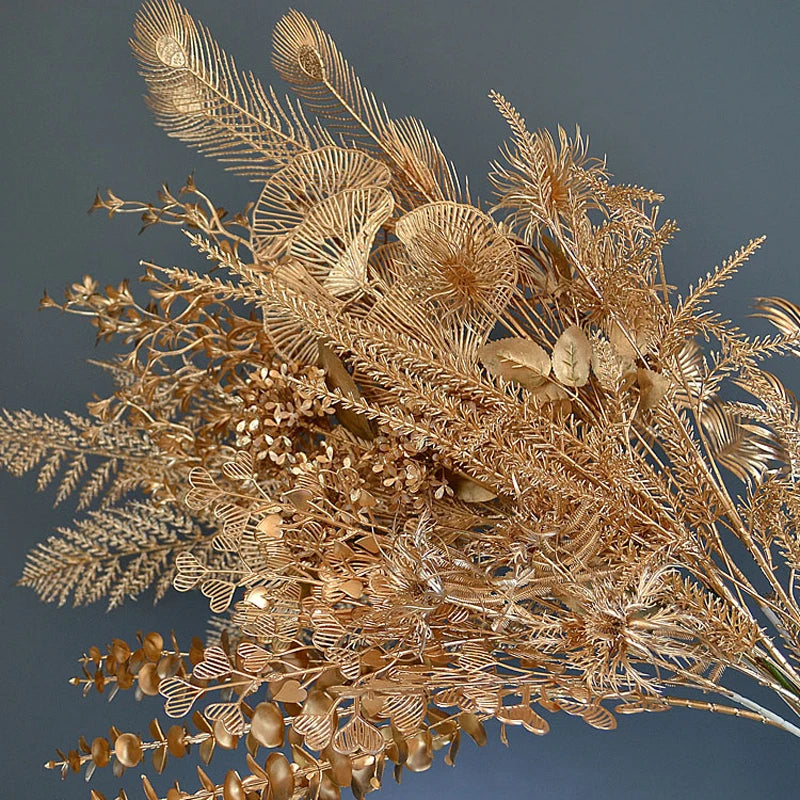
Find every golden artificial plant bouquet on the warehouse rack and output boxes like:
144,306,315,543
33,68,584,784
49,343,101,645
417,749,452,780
5,1,800,798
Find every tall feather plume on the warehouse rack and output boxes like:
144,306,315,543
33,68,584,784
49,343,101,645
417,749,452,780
271,9,461,206
131,0,326,178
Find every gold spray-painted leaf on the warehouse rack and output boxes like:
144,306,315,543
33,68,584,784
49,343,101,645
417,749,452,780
288,188,394,298
332,714,384,755
204,702,246,736
451,474,497,503
265,752,295,800
250,702,286,748
192,646,233,680
478,337,551,389
551,325,591,387
173,551,207,592
637,368,670,410
200,579,236,613
318,342,374,440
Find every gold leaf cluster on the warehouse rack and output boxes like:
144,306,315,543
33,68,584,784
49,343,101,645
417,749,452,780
6,2,800,799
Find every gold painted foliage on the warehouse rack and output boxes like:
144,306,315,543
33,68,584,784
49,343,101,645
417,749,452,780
5,2,800,799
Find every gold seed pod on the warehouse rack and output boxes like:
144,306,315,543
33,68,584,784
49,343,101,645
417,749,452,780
113,733,142,768
91,737,111,768
137,662,161,696
143,632,164,662
90,791,107,800
250,702,285,748
223,770,245,800
214,718,239,750
265,752,294,800
167,725,187,758
405,730,433,773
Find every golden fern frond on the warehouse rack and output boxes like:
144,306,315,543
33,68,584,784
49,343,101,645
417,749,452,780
17,501,211,609
0,409,163,506
132,0,326,178
670,238,766,330
700,398,784,481
271,10,460,205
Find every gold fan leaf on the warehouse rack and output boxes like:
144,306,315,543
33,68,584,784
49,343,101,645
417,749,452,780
478,337,551,389
551,325,591,388
251,146,391,261
752,296,800,337
670,338,708,409
700,399,782,481
394,201,517,316
262,260,334,363
288,188,394,298
132,0,323,177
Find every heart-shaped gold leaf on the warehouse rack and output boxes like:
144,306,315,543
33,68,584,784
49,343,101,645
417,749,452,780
273,679,308,704
332,714,384,755
192,646,233,681
159,678,204,718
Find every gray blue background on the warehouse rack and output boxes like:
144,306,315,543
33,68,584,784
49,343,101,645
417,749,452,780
1,1,799,797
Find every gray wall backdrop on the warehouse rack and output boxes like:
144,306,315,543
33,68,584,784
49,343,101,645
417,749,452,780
1,1,799,797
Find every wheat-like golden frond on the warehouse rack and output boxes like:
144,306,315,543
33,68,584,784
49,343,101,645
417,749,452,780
18,501,214,609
